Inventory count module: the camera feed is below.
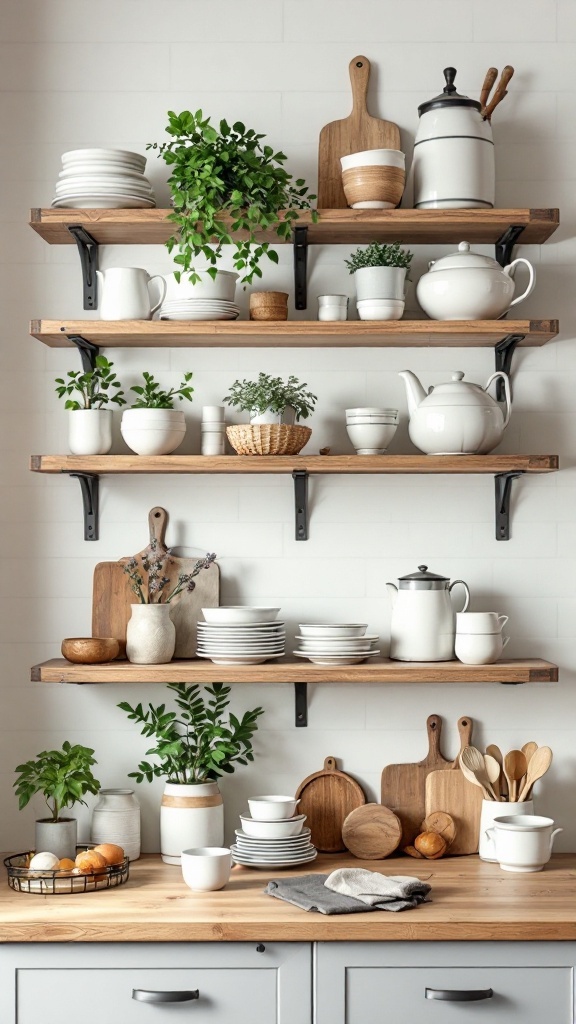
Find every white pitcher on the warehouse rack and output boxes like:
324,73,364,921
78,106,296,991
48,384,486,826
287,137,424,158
387,564,470,661
96,267,166,320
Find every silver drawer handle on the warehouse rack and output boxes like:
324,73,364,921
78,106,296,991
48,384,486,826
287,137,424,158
426,988,493,1002
132,989,200,1004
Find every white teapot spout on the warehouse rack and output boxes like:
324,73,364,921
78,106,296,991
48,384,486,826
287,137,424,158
399,370,427,417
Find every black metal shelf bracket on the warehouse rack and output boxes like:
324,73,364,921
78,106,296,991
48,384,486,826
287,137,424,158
293,226,308,310
293,470,309,540
494,224,525,267
494,471,523,542
66,334,100,373
69,473,100,541
500,681,522,686
494,333,525,400
67,225,99,310
295,682,308,727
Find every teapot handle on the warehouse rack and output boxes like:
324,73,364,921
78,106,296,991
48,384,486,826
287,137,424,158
449,580,470,612
484,371,512,428
504,258,536,309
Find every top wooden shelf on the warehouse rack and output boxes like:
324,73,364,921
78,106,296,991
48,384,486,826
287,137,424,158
30,207,560,247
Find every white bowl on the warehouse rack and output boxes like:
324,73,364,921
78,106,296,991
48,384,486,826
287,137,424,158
346,416,398,424
299,624,367,637
181,847,232,892
239,814,306,839
340,148,405,170
247,796,300,820
356,299,405,321
120,409,186,456
346,407,398,418
162,269,238,303
347,421,398,451
202,607,280,625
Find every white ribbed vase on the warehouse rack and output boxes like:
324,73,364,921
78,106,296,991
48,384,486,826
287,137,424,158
91,788,141,861
160,782,224,865
126,604,176,664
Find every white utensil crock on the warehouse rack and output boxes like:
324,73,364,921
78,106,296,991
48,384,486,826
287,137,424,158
126,604,176,664
91,788,141,861
486,815,562,872
68,409,112,455
161,782,224,865
96,267,166,320
479,800,534,862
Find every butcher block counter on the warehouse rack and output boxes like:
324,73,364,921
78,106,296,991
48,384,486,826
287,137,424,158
2,853,576,943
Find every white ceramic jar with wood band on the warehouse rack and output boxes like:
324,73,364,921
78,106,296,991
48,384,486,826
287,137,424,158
160,782,224,865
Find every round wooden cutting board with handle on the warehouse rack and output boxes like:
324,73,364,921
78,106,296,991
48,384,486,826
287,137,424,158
295,756,366,853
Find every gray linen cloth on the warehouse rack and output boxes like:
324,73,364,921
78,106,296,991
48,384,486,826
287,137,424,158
265,869,431,915
325,867,431,911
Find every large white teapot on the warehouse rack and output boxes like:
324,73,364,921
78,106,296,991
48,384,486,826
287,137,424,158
416,241,536,320
399,369,511,455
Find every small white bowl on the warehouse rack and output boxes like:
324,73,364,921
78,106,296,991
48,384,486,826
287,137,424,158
356,299,405,321
181,847,232,891
340,148,405,170
347,421,398,450
299,623,367,638
202,607,280,625
247,795,300,821
239,814,306,839
346,407,398,419
318,294,349,306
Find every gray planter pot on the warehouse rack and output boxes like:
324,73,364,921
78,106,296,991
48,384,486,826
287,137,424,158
35,818,77,860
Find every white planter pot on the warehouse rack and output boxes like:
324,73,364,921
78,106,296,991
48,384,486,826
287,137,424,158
121,409,186,456
91,788,141,861
68,409,112,455
353,266,407,302
160,781,224,865
126,604,176,664
250,406,296,426
35,818,77,860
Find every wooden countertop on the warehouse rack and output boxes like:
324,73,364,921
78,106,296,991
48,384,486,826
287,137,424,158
2,854,576,943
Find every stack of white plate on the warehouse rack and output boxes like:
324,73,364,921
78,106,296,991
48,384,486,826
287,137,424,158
158,298,239,321
293,623,381,665
231,796,316,869
51,148,156,209
196,606,285,665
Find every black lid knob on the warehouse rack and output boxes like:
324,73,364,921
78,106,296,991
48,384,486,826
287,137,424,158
443,67,457,94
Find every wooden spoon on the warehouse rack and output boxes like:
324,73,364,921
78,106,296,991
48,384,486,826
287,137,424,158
504,749,528,802
460,746,498,800
517,746,553,802
480,67,498,111
483,65,515,121
459,758,492,799
522,741,538,765
486,743,506,799
484,754,501,791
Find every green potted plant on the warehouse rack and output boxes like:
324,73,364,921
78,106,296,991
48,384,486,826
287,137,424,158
119,683,264,864
121,371,194,455
344,241,414,319
223,373,317,426
55,356,126,455
148,109,316,288
14,742,101,860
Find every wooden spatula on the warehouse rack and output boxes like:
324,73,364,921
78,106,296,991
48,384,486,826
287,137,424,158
317,55,401,209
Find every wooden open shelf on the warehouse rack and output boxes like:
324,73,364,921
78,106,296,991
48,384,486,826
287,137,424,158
30,454,559,475
30,207,560,247
32,657,558,685
31,318,559,349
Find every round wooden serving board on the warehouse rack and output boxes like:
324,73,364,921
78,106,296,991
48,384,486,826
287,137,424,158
295,756,366,853
342,803,402,859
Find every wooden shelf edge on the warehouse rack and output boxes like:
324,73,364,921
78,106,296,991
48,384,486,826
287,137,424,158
31,657,558,685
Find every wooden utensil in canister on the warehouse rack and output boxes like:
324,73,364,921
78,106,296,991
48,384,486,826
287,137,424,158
522,741,538,765
517,746,553,802
483,65,515,121
486,743,506,799
460,747,499,801
480,67,498,111
504,749,528,801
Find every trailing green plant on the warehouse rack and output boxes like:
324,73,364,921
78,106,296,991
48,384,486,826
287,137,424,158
55,355,126,410
344,241,414,275
118,683,264,784
223,373,317,421
14,742,101,822
123,551,216,605
148,109,317,285
130,371,194,409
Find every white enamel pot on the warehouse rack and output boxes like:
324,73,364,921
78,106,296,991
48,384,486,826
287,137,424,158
486,815,563,872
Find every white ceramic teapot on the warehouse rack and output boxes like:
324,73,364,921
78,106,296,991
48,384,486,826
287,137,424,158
387,564,470,662
96,267,166,320
416,241,536,320
399,369,511,455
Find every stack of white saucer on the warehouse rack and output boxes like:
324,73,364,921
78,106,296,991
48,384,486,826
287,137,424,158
201,406,226,456
51,148,155,209
293,623,381,665
158,298,240,321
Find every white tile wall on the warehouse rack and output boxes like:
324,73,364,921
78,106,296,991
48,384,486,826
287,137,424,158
1,0,574,855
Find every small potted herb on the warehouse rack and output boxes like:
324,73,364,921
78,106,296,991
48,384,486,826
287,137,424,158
55,356,126,455
119,683,264,864
121,371,194,455
223,373,317,425
344,241,414,319
14,742,101,860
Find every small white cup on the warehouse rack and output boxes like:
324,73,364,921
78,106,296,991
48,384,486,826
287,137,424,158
319,306,348,321
181,847,232,891
486,816,563,872
202,406,225,422
456,612,508,634
455,633,509,665
318,294,349,305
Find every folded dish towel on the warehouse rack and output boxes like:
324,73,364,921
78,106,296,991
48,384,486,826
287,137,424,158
325,868,431,912
265,870,431,915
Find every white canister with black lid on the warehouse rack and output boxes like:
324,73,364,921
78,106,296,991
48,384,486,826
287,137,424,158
413,67,495,210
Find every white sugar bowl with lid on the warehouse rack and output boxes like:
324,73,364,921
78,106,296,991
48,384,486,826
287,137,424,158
416,240,536,321
413,67,495,210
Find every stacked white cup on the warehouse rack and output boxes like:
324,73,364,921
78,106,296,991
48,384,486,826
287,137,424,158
455,612,509,664
201,406,226,455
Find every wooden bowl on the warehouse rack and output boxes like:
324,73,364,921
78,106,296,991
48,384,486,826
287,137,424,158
61,637,120,664
342,165,405,208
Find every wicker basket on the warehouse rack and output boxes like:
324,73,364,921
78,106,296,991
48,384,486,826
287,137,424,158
227,423,311,456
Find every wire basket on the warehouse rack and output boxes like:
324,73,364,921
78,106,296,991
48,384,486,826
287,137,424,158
227,423,311,456
4,846,130,895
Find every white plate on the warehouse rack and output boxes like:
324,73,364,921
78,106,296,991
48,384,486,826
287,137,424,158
231,849,318,869
293,651,380,665
232,849,316,862
159,311,239,321
62,147,146,164
198,621,284,630
55,183,153,196
299,624,368,637
196,653,285,665
236,829,311,842
197,629,285,638
197,646,286,654
52,195,156,209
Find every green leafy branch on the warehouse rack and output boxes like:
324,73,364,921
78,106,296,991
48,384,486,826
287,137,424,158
223,373,317,420
14,741,101,822
55,355,126,410
130,371,194,409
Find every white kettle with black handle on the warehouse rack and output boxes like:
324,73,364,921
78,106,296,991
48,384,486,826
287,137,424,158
387,565,470,662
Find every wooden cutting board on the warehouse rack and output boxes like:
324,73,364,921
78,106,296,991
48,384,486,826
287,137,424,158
342,804,402,859
317,55,401,209
380,714,452,847
425,716,484,855
295,756,366,853
92,506,219,658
